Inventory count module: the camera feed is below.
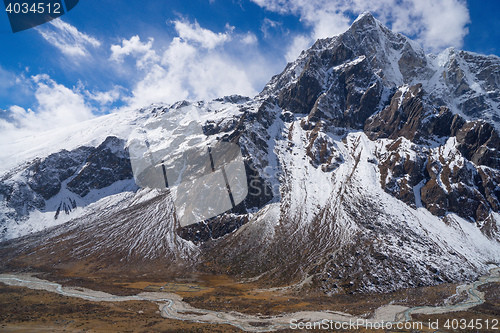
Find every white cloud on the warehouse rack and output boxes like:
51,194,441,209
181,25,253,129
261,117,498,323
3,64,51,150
32,75,94,123
86,86,122,105
252,0,470,56
110,36,159,69
111,20,259,109
2,19,271,142
161,37,198,68
400,0,470,50
241,32,258,45
0,75,95,139
127,63,189,109
173,20,232,49
37,19,101,57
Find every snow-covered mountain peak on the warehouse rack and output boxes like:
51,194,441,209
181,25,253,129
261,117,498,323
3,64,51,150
351,11,377,26
259,13,499,132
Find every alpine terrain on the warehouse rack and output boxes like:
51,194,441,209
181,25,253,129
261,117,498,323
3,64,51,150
1,13,500,299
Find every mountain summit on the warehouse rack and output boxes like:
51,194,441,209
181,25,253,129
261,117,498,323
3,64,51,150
1,13,499,294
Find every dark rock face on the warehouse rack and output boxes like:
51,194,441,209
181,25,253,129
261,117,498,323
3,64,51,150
0,180,46,220
309,56,384,128
239,161,274,211
362,80,500,223
54,197,77,220
424,107,465,138
27,147,94,200
0,147,93,221
420,179,447,216
304,122,343,171
420,151,492,221
376,139,427,208
0,136,133,227
422,123,500,222
366,88,500,221
364,84,465,142
67,137,133,197
265,40,356,117
177,214,249,245
435,49,500,127
278,70,323,115
478,168,500,213
202,119,238,136
398,42,429,82
213,95,251,104
365,84,426,141
260,13,439,132
456,121,500,169
273,49,385,129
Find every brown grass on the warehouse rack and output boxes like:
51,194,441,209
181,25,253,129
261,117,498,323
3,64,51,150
0,283,240,333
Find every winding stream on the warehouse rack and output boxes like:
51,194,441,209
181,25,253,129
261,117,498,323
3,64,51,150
0,267,498,332
397,267,500,321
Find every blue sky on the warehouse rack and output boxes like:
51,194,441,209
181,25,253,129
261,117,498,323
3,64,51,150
0,0,499,139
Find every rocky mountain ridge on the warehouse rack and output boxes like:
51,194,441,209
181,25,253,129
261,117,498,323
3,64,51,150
1,12,499,294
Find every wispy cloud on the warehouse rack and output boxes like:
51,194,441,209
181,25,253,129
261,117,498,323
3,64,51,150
0,66,32,104
260,18,283,38
85,86,122,106
173,20,232,49
37,19,101,57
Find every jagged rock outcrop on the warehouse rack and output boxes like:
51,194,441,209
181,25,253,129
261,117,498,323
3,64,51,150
0,136,135,238
66,136,133,197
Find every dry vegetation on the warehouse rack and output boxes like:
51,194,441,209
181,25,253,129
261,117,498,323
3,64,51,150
0,284,240,333
1,268,498,333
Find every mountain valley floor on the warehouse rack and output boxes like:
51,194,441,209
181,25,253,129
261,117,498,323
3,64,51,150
0,267,499,332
